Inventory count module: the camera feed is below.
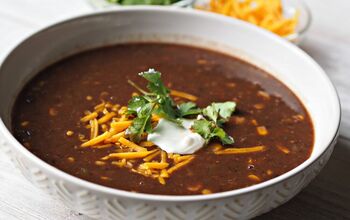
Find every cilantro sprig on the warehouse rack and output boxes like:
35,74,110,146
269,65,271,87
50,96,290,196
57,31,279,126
126,69,236,145
192,119,234,145
193,101,236,144
203,102,236,125
127,69,177,142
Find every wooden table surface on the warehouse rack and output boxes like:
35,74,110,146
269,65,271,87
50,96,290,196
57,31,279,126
0,0,349,219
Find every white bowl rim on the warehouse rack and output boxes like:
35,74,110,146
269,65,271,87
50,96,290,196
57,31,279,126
0,6,341,202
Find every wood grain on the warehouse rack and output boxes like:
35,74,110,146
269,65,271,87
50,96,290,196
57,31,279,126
0,0,349,219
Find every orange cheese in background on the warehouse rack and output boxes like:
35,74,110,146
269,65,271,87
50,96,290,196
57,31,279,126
199,0,299,37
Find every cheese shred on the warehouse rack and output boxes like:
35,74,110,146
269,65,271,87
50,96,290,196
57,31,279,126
81,112,98,122
81,131,111,147
118,137,147,152
167,156,195,174
103,150,157,160
143,151,161,162
214,146,266,154
170,89,198,101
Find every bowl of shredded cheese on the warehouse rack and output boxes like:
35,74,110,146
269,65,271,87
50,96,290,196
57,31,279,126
194,0,311,44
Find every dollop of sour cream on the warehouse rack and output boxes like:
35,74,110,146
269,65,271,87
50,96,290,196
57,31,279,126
147,119,205,154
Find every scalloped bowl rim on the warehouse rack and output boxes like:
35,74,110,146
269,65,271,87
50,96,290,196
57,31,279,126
0,7,341,203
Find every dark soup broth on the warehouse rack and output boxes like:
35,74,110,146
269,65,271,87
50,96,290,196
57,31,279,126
12,43,313,195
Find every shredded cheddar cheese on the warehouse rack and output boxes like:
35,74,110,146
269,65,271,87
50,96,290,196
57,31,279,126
90,118,98,139
170,89,198,101
77,97,201,184
141,162,169,169
140,141,155,147
103,151,156,160
198,0,299,37
143,150,161,162
21,121,30,127
94,102,106,112
118,137,147,152
257,126,268,136
160,169,169,178
167,156,195,174
174,155,193,163
77,89,267,186
158,176,166,185
214,145,266,154
81,131,112,147
94,143,113,149
161,151,167,163
151,114,162,122
67,157,75,162
105,131,125,143
66,130,74,136
95,161,106,166
110,121,132,132
81,112,98,122
112,159,127,167
276,145,290,154
201,189,212,194
97,112,116,124
248,174,261,182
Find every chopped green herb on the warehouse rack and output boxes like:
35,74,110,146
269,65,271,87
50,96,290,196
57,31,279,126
191,119,213,140
139,69,169,96
127,68,236,145
127,102,155,142
178,102,202,117
211,127,234,145
127,69,179,142
127,96,148,115
192,119,234,145
203,102,236,124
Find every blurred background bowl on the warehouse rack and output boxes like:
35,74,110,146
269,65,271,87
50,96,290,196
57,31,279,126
282,0,312,44
89,0,311,44
89,0,194,9
192,0,312,44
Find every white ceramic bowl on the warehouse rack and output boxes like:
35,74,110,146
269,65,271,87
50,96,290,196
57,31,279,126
0,7,340,220
193,0,312,44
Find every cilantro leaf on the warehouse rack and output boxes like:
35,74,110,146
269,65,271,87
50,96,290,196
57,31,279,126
139,69,169,96
202,105,218,123
191,119,213,141
178,102,202,117
211,127,234,145
156,97,178,119
216,102,236,120
127,103,154,142
192,119,234,145
203,102,236,123
127,96,148,115
127,116,152,143
127,69,178,142
137,102,154,118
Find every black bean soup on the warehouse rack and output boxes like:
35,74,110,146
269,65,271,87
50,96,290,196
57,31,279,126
12,43,314,195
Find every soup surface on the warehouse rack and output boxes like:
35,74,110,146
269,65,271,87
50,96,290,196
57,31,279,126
12,43,313,195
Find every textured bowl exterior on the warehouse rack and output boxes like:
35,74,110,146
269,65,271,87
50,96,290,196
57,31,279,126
0,136,336,220
0,8,340,220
